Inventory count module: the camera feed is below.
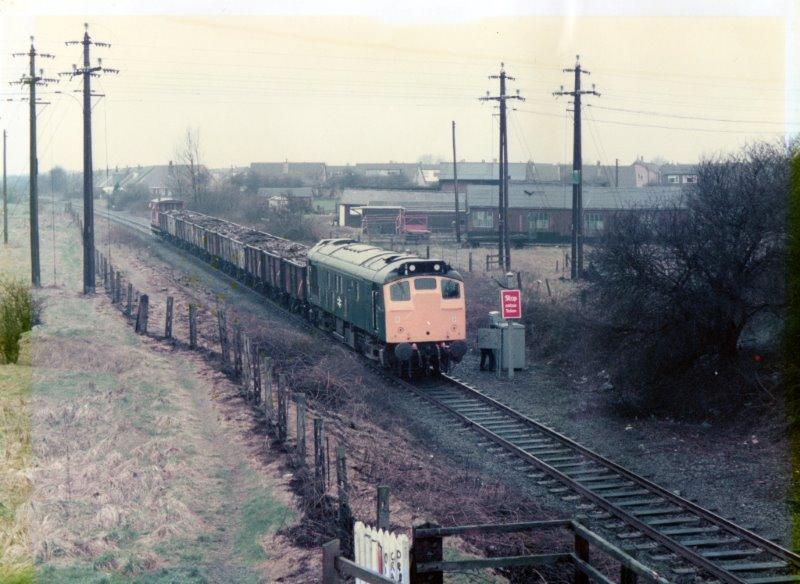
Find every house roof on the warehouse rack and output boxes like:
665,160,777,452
660,164,697,175
439,162,559,182
467,184,685,210
250,162,327,177
99,164,204,191
353,163,422,180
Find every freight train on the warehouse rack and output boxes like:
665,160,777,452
149,199,467,375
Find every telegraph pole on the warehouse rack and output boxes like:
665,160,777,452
451,120,460,243
63,23,117,294
12,37,57,287
480,63,524,271
554,55,600,280
3,130,7,245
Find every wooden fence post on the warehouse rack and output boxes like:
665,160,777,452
262,356,274,424
251,342,261,404
322,539,341,584
189,304,197,349
217,309,230,368
115,272,122,304
411,522,443,584
574,533,590,584
165,296,174,339
295,393,306,465
135,294,149,335
314,418,325,499
545,278,552,297
336,446,353,557
277,373,288,443
376,485,390,531
468,252,473,272
126,283,133,317
516,271,523,290
233,324,243,379
241,334,251,397
103,258,109,289
109,268,116,300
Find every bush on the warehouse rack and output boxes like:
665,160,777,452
106,184,151,213
0,278,42,364
587,141,790,416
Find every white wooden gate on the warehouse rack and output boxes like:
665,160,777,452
353,521,410,583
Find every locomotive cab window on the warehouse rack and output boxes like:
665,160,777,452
441,279,461,299
389,281,411,301
414,278,437,290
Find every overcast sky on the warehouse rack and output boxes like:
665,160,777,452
0,2,797,176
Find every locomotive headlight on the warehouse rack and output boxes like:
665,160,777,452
409,265,416,272
433,264,440,271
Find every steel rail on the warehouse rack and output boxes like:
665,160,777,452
439,374,800,569
407,373,799,584
392,375,745,583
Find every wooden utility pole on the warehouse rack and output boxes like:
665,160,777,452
481,63,524,271
451,121,460,244
12,38,57,287
3,130,7,245
64,23,117,295
554,55,600,280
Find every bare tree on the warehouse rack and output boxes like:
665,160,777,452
588,141,791,410
172,127,207,203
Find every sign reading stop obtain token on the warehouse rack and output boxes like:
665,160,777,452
501,289,522,319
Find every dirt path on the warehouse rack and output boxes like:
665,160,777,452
12,210,312,583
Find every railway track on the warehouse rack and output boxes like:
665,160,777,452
98,208,799,584
97,209,152,235
398,374,799,584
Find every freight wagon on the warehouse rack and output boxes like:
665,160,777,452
149,199,467,374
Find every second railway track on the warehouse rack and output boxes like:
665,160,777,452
97,208,799,584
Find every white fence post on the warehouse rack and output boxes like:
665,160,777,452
353,520,410,583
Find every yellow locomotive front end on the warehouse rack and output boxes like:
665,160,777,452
383,274,467,373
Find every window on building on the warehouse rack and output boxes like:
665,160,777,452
414,278,437,290
390,281,411,301
667,175,679,184
527,211,550,231
472,210,493,228
684,175,698,184
585,212,605,232
441,279,461,299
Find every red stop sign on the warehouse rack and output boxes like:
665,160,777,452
501,289,522,319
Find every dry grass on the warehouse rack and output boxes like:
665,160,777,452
0,216,36,583
0,356,34,582
0,210,306,581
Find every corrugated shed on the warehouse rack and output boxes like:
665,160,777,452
340,189,466,208
467,184,685,210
